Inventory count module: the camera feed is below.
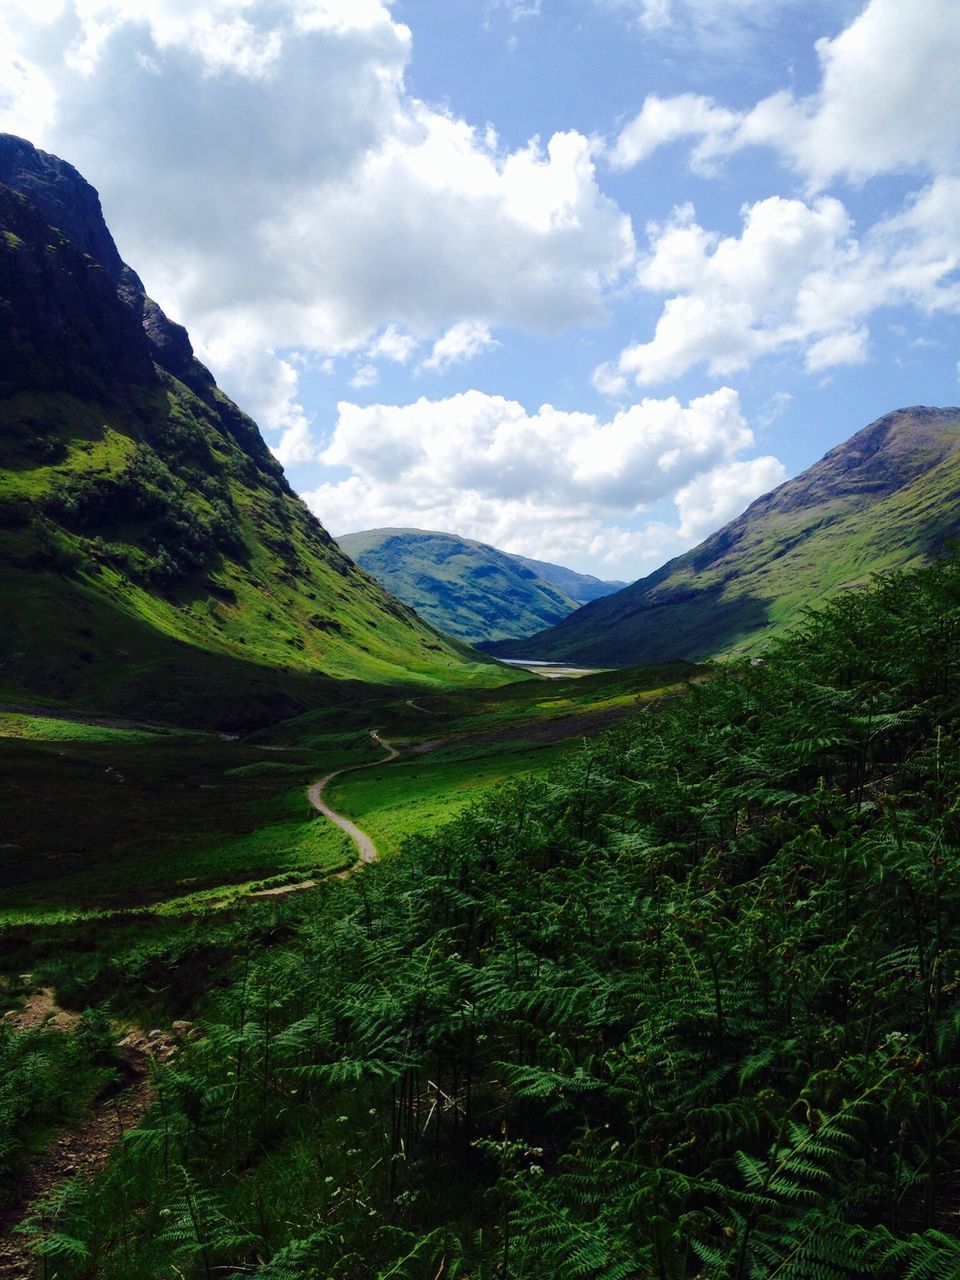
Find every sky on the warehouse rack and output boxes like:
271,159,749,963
2,0,959,580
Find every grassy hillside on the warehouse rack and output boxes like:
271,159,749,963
337,527,621,643
489,405,960,666
0,137,504,727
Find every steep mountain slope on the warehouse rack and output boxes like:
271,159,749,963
336,527,622,644
488,406,960,666
0,135,495,727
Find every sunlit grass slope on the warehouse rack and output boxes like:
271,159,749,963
0,385,497,726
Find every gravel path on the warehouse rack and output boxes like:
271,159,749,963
306,730,399,867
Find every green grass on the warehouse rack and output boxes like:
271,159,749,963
0,729,368,920
0,711,170,742
374,660,698,739
0,662,693,923
0,382,517,732
326,738,571,858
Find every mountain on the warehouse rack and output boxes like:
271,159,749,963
336,527,624,644
504,553,626,604
0,135,493,728
487,406,960,667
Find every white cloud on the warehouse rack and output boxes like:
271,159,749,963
419,320,499,373
597,0,823,44
805,327,868,372
609,95,739,172
293,0,396,35
603,182,960,387
303,385,782,573
774,0,960,187
273,421,317,465
367,324,418,364
64,1,287,79
610,0,960,187
756,390,792,429
609,196,853,385
350,363,380,388
675,455,786,540
487,0,542,19
0,1,635,442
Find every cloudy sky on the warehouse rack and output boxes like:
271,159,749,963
3,0,959,578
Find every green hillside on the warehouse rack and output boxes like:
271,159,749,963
0,136,502,727
488,405,960,666
336,527,622,643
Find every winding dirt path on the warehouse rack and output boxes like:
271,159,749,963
306,729,399,868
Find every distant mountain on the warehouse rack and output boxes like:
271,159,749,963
505,553,627,604
487,406,960,667
0,135,491,728
336,528,625,644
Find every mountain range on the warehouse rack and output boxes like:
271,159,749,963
0,135,495,728
4,133,959,715
488,405,960,666
336,527,625,644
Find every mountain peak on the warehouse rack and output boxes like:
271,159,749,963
0,136,486,725
0,133,124,279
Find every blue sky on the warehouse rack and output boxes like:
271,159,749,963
2,0,959,579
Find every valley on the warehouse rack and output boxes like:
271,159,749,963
0,660,689,924
3,121,960,1280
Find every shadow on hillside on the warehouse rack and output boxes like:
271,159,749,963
485,586,773,668
0,568,404,732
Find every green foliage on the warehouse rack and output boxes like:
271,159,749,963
10,557,960,1278
0,1016,116,1202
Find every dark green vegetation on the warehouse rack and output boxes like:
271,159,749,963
0,136,501,731
0,717,357,921
0,1006,116,1204
4,557,959,1277
336,528,624,644
490,405,960,667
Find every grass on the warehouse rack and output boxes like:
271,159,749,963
0,711,171,743
326,738,571,858
0,382,517,732
0,726,366,921
0,661,693,924
374,660,699,739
